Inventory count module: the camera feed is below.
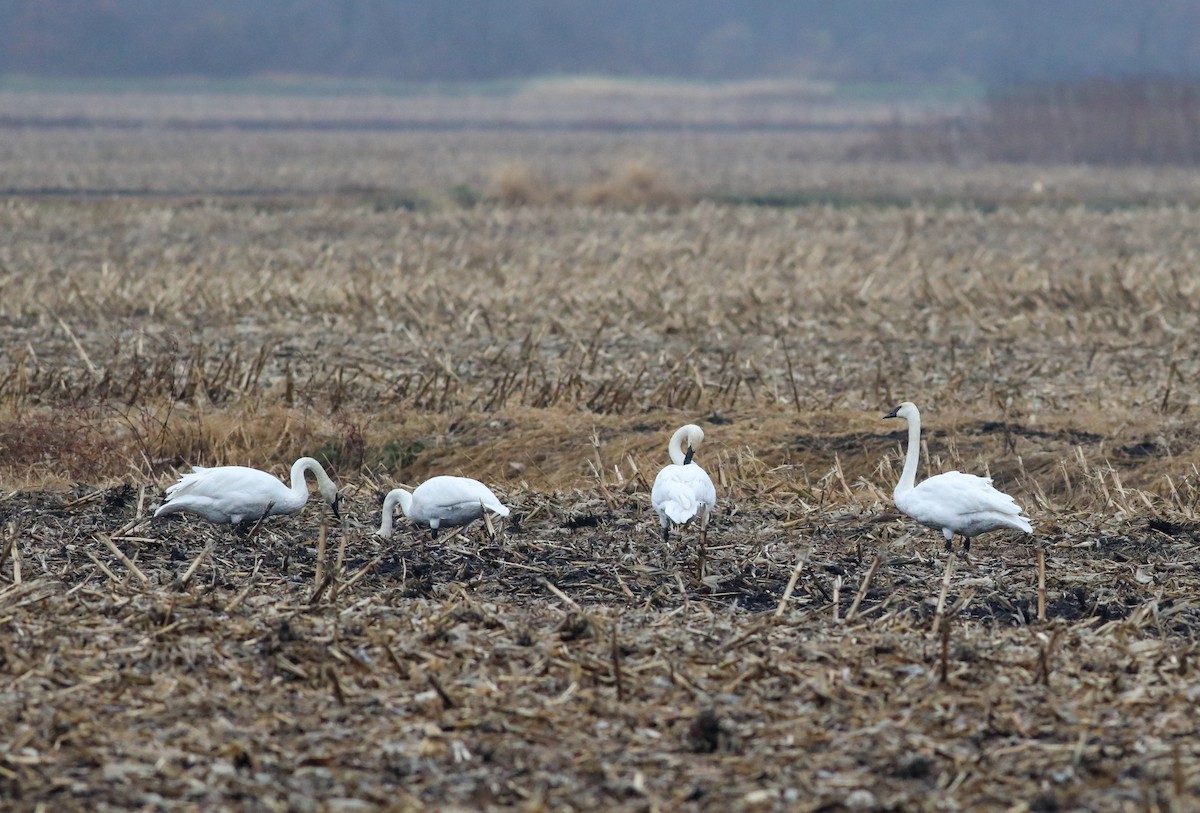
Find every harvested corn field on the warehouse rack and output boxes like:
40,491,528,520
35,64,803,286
2,91,1200,811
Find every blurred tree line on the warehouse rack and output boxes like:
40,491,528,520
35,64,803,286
2,0,1199,84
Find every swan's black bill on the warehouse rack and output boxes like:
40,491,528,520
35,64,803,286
883,406,901,419
683,445,695,465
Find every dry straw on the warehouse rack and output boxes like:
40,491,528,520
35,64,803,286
3,134,1200,807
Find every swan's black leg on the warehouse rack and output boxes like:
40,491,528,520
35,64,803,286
662,525,670,544
944,537,953,553
430,526,440,540
963,537,972,555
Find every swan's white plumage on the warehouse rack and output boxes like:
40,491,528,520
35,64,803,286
885,401,1032,553
651,424,716,541
153,457,340,526
377,475,509,539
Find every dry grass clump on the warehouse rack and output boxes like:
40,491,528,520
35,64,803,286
483,159,689,208
0,407,123,487
576,159,689,207
483,162,552,205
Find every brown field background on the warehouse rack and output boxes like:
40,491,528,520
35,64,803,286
2,88,1200,811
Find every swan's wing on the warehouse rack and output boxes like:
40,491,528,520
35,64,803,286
902,471,1032,534
923,471,1026,515
164,466,279,500
424,476,508,511
414,477,509,523
462,481,510,516
427,501,492,526
157,465,289,523
692,465,717,511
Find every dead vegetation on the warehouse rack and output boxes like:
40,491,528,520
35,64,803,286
1,474,1198,811
2,91,1200,809
4,199,1200,494
13,89,1200,209
484,162,553,206
482,158,688,207
576,159,688,208
860,77,1200,167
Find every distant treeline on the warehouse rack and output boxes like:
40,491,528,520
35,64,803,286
3,0,1200,84
862,78,1200,166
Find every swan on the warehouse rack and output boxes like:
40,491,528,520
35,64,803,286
651,424,717,543
376,475,510,539
883,401,1032,554
153,456,341,527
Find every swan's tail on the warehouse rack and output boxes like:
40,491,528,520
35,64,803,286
164,466,210,497
988,507,1033,535
1001,494,1033,534
153,500,184,518
662,497,699,525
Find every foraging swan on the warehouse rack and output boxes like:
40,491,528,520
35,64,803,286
154,457,340,527
376,476,510,539
883,402,1032,554
651,424,717,543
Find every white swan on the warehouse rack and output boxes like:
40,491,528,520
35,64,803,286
651,424,717,543
154,457,340,527
376,475,510,539
884,402,1032,554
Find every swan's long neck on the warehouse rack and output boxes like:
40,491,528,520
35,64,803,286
896,413,921,498
284,457,324,510
285,457,337,513
377,489,413,538
667,427,689,465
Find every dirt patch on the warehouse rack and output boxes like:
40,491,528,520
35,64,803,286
0,484,1196,810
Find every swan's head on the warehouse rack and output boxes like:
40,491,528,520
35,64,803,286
681,424,704,463
322,485,341,519
299,457,341,519
883,401,919,422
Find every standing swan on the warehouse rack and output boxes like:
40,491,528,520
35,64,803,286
376,476,509,540
154,457,341,527
883,402,1032,554
651,424,717,543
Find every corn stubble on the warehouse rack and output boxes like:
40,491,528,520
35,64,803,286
2,193,1200,809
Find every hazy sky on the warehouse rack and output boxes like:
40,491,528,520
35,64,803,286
3,1,1199,85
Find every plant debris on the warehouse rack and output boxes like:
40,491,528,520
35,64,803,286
2,91,1200,810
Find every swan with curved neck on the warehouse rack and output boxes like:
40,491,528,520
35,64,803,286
884,401,1032,554
651,424,717,543
377,475,509,540
154,456,340,527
